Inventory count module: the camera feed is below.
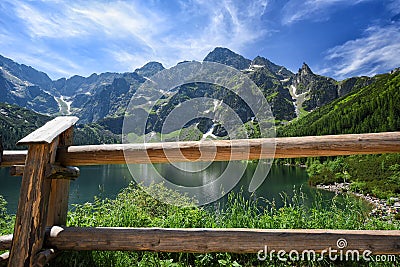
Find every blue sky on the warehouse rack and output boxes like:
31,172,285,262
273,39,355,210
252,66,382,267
0,0,399,80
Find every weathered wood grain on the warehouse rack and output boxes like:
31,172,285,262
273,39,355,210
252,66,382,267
3,227,400,255
10,164,79,179
0,150,26,167
58,132,400,165
33,249,57,267
0,235,12,250
44,227,400,255
47,127,76,227
9,165,24,176
17,116,78,145
8,139,58,267
47,165,79,180
2,132,400,167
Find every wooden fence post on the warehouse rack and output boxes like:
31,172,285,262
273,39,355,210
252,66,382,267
7,117,78,267
47,127,75,226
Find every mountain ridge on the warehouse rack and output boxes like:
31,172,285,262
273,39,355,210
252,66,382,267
278,71,400,137
0,47,392,131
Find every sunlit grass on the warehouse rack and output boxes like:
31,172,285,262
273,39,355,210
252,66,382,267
45,183,400,266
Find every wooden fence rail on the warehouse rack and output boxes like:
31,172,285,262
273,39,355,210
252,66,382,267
0,116,400,267
1,131,400,167
2,227,400,255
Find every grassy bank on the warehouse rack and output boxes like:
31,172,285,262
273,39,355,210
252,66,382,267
1,183,399,266
307,154,400,199
42,183,399,267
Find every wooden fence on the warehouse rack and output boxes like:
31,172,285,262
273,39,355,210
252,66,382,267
0,116,400,266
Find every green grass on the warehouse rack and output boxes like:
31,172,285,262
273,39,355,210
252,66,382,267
0,195,14,255
0,196,14,236
1,180,399,266
41,183,400,267
1,183,398,266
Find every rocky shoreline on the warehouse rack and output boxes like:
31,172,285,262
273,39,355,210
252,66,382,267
316,182,400,220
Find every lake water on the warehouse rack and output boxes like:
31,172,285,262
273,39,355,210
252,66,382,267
0,162,338,214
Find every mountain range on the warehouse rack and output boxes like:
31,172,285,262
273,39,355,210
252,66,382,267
0,47,399,148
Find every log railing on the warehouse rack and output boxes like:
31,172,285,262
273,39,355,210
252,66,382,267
0,116,399,266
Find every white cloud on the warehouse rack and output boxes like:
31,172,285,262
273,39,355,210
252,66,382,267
71,2,166,48
162,0,269,64
14,1,89,38
107,49,154,72
13,0,166,44
8,50,83,78
1,0,170,77
0,0,270,78
281,0,371,25
388,0,400,14
102,0,270,70
321,23,400,79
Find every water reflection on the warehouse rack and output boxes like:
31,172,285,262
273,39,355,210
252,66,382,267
0,162,338,214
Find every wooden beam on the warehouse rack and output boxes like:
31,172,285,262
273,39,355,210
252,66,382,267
17,116,78,145
33,249,57,267
0,235,12,250
47,165,79,180
9,164,79,179
8,139,59,267
9,165,24,177
45,227,400,255
3,228,400,255
0,252,9,267
2,132,400,167
47,127,76,226
57,132,400,166
0,150,27,167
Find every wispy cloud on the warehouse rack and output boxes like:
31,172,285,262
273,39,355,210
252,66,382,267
162,0,269,64
281,0,371,25
71,2,166,49
11,53,79,78
14,1,88,38
388,0,400,14
0,0,270,79
107,48,155,72
321,23,400,79
14,1,166,44
1,0,169,77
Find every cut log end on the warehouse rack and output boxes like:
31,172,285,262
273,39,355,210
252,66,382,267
34,249,58,267
0,251,9,267
10,164,80,180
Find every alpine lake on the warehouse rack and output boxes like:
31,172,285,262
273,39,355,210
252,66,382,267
0,161,348,215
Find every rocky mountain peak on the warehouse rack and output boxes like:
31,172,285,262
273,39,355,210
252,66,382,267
0,48,377,126
135,61,165,77
291,62,339,112
251,56,270,66
0,54,54,92
251,56,294,78
204,47,251,70
300,62,313,76
293,63,316,90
